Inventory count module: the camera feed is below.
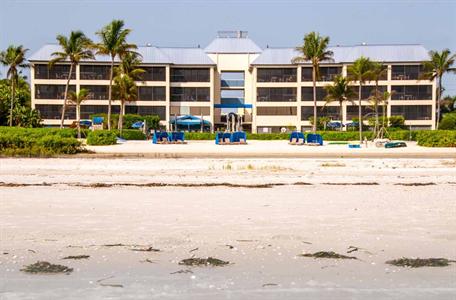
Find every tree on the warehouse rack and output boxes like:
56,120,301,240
12,106,42,128
50,31,94,128
0,77,31,125
422,49,456,129
323,75,356,130
68,88,89,138
347,56,374,143
292,32,333,132
95,19,137,130
369,62,388,137
0,45,29,126
112,52,144,133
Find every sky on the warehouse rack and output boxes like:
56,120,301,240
0,0,455,94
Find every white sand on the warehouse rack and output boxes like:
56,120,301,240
1,158,456,299
84,140,456,158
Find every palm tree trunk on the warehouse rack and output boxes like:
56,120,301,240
374,81,379,138
76,103,81,139
339,100,343,132
118,101,125,135
9,74,16,127
60,63,74,129
436,76,442,130
107,58,114,131
358,83,362,143
312,66,317,132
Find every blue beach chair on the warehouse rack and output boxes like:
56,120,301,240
306,133,323,145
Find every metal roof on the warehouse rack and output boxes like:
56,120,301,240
29,44,214,65
251,44,430,65
205,37,262,54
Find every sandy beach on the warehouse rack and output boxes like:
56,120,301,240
1,157,456,299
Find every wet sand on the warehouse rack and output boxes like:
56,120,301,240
1,158,456,299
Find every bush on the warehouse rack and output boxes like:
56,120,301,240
185,132,215,140
0,127,82,156
89,113,161,130
416,130,456,147
439,113,456,130
388,116,405,128
86,130,117,145
114,129,146,140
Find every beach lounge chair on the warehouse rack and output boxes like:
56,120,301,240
385,141,407,148
152,131,170,144
234,131,247,144
215,132,224,145
289,131,298,145
171,131,186,144
223,132,232,144
306,133,323,146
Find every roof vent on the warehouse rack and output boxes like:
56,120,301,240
217,30,248,38
146,43,152,47
361,42,367,46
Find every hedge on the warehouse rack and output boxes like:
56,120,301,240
416,130,456,147
86,130,117,145
0,127,82,156
113,129,146,140
89,113,161,130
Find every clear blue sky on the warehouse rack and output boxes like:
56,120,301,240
1,0,455,94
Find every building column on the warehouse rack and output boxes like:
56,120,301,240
296,66,302,131
210,66,215,133
165,65,171,131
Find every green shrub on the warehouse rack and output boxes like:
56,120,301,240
37,136,82,154
185,132,215,140
86,130,117,145
416,130,456,147
114,129,146,140
89,113,161,130
388,116,405,128
439,113,456,130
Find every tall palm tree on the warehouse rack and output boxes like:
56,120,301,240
0,45,29,126
292,32,333,132
421,49,456,129
347,56,374,143
68,88,89,139
95,19,137,130
113,52,144,133
369,62,388,137
373,91,393,139
50,31,94,128
323,75,356,130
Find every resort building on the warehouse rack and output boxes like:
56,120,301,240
29,31,436,131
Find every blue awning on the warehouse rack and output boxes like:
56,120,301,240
169,115,211,126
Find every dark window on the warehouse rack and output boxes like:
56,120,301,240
257,106,297,116
301,87,327,101
170,106,210,116
391,105,432,120
124,105,166,119
257,88,296,102
170,68,210,82
391,65,425,80
80,85,109,100
391,85,432,100
257,68,297,82
140,67,166,81
346,105,384,120
80,105,120,119
319,67,343,81
301,67,313,81
350,85,387,100
35,84,76,99
138,87,166,101
35,104,76,119
221,71,244,87
80,65,111,80
35,64,75,80
301,106,340,120
170,87,210,102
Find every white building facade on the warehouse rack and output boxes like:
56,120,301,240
29,31,436,131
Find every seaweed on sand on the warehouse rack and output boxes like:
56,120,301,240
21,261,73,274
179,257,230,267
300,251,357,260
130,246,160,252
62,255,90,260
386,257,455,268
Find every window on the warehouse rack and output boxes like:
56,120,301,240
346,105,384,120
391,105,432,120
170,68,210,82
35,85,76,99
221,89,244,105
392,65,424,80
350,85,387,100
80,105,120,119
391,85,432,100
138,87,166,101
257,68,297,82
80,65,110,80
301,67,342,81
80,85,109,100
125,105,166,119
35,104,76,119
257,88,296,102
170,106,210,116
140,67,166,81
257,107,297,116
35,64,75,80
301,106,340,120
170,87,210,101
221,71,244,87
301,87,327,101
302,67,313,81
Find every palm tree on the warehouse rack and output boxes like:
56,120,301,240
421,49,456,129
347,56,374,143
95,19,137,130
292,32,333,132
369,62,387,137
68,88,89,139
0,45,29,126
113,52,144,133
50,31,94,128
323,75,356,130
